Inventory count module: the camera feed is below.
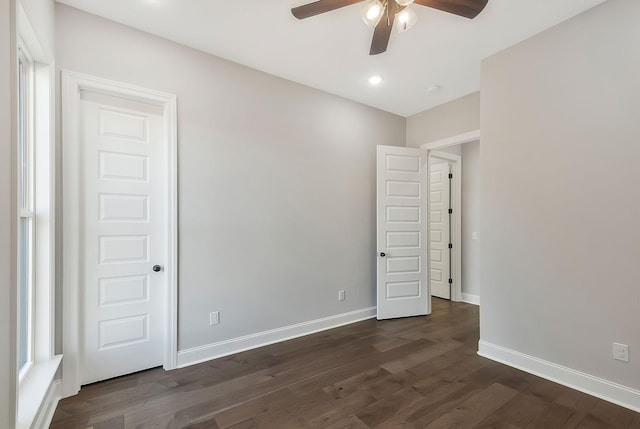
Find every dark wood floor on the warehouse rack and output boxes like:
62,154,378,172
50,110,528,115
52,299,639,429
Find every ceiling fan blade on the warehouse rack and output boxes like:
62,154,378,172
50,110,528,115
291,0,364,19
413,0,488,19
370,1,398,55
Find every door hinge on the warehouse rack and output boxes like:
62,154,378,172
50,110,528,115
448,173,453,179
448,243,453,249
448,278,453,284
448,208,453,214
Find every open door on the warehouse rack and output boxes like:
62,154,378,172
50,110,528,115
429,161,452,300
376,146,429,320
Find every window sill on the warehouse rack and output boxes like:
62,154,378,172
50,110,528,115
17,355,62,429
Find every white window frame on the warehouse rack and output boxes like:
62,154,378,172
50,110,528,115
16,3,61,428
17,40,35,381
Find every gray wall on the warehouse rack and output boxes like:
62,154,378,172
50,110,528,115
461,141,480,298
56,5,405,351
1,0,17,425
406,92,480,148
480,0,640,389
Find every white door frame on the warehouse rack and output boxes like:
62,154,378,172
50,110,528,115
427,151,462,302
61,71,178,397
421,130,480,151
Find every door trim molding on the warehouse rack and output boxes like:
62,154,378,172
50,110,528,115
61,71,178,398
420,130,480,150
428,151,462,302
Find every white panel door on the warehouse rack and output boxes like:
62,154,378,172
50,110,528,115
80,92,165,384
429,162,451,299
376,146,429,320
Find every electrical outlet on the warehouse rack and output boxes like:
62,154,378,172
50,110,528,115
338,290,345,302
210,311,220,326
613,343,629,363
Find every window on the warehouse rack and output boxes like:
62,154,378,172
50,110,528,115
17,44,35,377
15,5,61,427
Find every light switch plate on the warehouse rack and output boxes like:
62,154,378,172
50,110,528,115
210,311,220,326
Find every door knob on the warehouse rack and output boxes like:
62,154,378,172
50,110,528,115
152,265,163,272
379,252,386,257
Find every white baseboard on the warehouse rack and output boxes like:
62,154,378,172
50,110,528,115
177,307,377,368
33,379,61,429
461,293,480,306
478,340,640,413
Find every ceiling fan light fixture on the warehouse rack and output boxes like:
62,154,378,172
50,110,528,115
396,6,417,33
291,0,489,55
361,0,384,28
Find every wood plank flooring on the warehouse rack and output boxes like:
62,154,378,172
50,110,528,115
52,299,639,429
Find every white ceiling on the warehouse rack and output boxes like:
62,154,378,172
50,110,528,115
56,0,606,117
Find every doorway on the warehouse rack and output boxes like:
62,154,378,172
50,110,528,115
429,151,461,301
62,71,178,397
376,145,429,319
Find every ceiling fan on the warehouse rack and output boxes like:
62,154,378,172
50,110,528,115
291,0,488,55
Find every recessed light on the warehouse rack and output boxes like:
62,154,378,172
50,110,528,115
369,75,383,85
427,84,441,93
